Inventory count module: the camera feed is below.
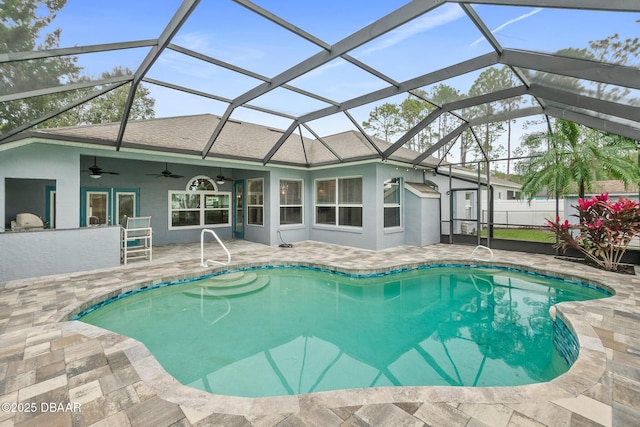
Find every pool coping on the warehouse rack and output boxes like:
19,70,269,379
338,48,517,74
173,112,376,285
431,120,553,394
56,258,615,422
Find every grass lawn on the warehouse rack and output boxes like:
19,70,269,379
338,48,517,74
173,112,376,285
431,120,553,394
481,228,556,243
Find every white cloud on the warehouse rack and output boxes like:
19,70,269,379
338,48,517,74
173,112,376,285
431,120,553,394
171,31,266,65
361,4,466,55
296,4,466,81
470,8,543,47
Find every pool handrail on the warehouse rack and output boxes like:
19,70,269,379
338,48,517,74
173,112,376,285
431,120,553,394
471,245,493,262
200,229,231,267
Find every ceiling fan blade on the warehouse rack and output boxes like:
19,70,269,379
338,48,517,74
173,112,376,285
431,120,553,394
84,157,118,175
148,163,183,178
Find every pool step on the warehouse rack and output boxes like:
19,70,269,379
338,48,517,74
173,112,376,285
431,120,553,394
199,272,258,288
183,273,269,298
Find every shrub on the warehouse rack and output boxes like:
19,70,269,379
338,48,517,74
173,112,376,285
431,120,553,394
546,193,640,271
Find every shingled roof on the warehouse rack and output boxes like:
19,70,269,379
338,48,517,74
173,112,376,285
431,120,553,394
26,114,441,168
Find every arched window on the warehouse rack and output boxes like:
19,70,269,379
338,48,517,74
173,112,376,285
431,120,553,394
186,175,218,192
169,176,229,229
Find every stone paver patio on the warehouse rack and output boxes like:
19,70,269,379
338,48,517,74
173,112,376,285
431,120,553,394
1,241,638,426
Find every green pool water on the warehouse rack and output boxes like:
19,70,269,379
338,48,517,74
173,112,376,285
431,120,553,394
78,266,608,397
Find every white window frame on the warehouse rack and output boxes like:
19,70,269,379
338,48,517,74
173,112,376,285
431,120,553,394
247,177,264,227
314,176,363,228
186,175,218,191
280,178,304,226
168,190,232,230
383,177,402,229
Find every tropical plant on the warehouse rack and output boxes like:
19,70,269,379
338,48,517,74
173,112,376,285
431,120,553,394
547,193,640,272
520,119,640,200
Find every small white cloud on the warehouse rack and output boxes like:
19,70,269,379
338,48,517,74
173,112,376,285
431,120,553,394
296,4,466,80
173,31,266,65
470,8,543,47
362,4,466,55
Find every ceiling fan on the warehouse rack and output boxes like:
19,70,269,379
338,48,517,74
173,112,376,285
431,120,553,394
148,163,184,179
85,156,119,179
215,168,232,184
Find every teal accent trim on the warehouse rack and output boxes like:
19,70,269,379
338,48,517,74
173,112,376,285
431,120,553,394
45,185,56,228
234,179,245,239
80,187,140,227
113,188,140,225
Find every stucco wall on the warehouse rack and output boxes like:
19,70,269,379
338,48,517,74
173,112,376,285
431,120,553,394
0,226,120,282
404,190,441,247
1,141,455,254
268,169,310,246
1,143,80,230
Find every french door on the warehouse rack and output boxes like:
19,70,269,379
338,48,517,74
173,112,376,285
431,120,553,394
115,191,137,225
81,188,139,226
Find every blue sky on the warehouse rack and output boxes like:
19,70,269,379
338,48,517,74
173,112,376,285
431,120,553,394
44,1,639,162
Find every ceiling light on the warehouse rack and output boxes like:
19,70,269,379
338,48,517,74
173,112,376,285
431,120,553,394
90,174,101,179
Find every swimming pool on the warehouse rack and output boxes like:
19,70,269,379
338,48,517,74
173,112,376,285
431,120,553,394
76,265,610,398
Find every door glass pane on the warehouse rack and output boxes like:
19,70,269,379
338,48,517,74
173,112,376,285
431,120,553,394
235,182,244,235
88,193,108,225
117,194,135,225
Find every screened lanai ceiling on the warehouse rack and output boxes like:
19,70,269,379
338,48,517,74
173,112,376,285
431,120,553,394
1,0,639,168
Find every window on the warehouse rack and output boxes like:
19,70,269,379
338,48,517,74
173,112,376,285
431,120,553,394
383,178,401,228
280,179,303,225
169,192,230,229
315,177,362,227
169,176,230,229
507,190,521,200
247,178,264,226
188,176,216,191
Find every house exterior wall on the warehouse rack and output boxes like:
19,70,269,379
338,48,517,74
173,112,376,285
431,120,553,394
2,139,514,282
307,163,378,249
234,169,271,246
1,143,80,230
376,163,424,249
5,178,55,229
268,168,310,246
404,190,441,247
